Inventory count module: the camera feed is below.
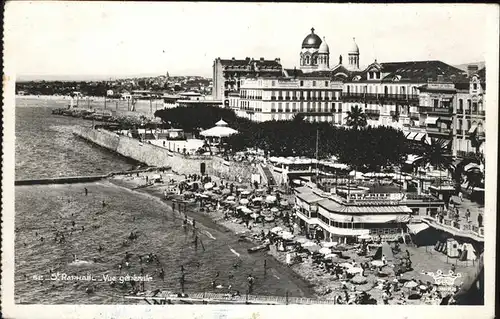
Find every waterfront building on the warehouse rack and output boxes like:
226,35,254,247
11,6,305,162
236,73,343,122
212,57,283,107
294,184,445,244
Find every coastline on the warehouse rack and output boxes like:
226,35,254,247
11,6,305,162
106,173,319,299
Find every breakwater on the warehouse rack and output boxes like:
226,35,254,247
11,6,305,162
14,167,168,186
72,127,257,182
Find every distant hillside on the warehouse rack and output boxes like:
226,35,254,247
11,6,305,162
454,62,485,72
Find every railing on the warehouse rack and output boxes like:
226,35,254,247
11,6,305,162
425,216,484,239
419,106,452,114
426,127,451,135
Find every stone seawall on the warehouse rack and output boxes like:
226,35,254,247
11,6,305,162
15,175,108,186
73,127,257,182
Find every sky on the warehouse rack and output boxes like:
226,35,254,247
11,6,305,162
5,2,497,80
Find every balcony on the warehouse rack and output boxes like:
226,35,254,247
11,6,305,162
277,96,283,101
426,126,452,136
419,106,452,114
270,96,276,101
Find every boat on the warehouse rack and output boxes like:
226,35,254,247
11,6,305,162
247,243,270,253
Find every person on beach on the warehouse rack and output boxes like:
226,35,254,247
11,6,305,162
102,200,106,208
193,234,198,250
84,188,88,196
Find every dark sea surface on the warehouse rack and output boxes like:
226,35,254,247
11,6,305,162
14,98,311,304
15,98,137,180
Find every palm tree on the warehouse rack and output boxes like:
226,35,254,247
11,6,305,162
345,105,367,130
413,139,454,191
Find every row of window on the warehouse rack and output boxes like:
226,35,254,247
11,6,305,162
346,85,418,95
270,80,331,87
458,99,482,112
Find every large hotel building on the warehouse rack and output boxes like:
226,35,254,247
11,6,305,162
212,27,486,156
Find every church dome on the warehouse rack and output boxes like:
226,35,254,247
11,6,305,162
318,37,329,53
302,28,322,49
349,37,359,54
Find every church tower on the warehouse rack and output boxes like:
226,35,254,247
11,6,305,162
317,37,330,71
347,37,360,70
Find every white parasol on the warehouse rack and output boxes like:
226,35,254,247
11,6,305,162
319,247,332,255
404,281,418,289
252,197,263,202
266,195,277,203
280,231,294,240
204,182,214,190
301,241,316,247
347,267,364,275
279,200,289,206
241,190,251,196
239,198,249,205
340,262,353,268
270,207,280,213
324,253,338,259
250,213,260,219
371,260,385,267
226,196,236,201
270,226,283,233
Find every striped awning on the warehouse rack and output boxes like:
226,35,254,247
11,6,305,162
468,124,478,134
405,132,417,140
435,138,451,147
414,133,425,141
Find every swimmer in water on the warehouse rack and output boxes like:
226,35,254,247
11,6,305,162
98,245,103,252
72,221,76,227
81,226,84,232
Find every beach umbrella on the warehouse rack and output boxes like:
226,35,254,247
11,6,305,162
204,182,214,190
239,198,249,205
241,190,252,196
271,226,283,233
319,247,332,255
264,216,275,222
347,267,364,275
279,200,289,207
241,207,252,214
295,238,308,244
324,254,338,259
252,197,263,202
226,196,236,201
270,207,280,213
250,213,260,219
301,241,316,247
371,260,385,267
340,262,353,268
199,194,209,199
350,274,368,284
237,188,245,192
404,281,418,289
266,195,277,203
280,231,294,240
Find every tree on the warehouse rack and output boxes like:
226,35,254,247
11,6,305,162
345,105,367,130
413,139,454,188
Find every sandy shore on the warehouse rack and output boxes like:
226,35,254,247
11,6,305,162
107,169,478,304
108,171,318,299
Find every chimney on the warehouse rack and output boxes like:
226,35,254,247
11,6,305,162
467,64,479,77
232,57,235,61
437,75,444,82
260,57,264,62
275,58,281,64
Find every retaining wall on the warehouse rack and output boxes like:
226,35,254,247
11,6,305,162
73,127,257,182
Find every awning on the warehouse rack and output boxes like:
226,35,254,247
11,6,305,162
414,133,425,141
407,223,429,235
468,124,478,134
435,138,451,148
425,117,439,125
406,132,417,140
464,163,481,172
